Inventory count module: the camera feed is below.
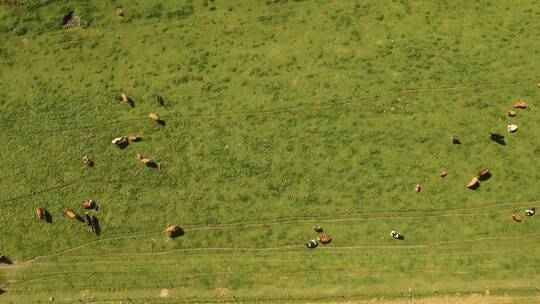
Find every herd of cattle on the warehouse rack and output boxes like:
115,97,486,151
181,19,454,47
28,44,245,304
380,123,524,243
32,93,180,239
306,91,539,248
24,87,540,250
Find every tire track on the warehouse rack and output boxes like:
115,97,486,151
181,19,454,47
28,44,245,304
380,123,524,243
18,232,540,265
7,200,536,265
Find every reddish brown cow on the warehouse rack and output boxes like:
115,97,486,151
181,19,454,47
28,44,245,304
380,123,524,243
514,100,527,109
319,236,332,244
36,208,45,220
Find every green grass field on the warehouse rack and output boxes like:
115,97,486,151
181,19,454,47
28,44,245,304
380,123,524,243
1,0,539,303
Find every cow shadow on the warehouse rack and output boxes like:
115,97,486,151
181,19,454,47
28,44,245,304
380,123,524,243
116,141,129,150
126,98,135,108
156,119,166,126
0,287,5,294
489,133,506,145
479,173,492,181
44,210,53,223
170,227,184,239
92,217,101,236
157,95,164,106
145,162,160,169
0,255,13,265
469,183,480,190
75,215,85,223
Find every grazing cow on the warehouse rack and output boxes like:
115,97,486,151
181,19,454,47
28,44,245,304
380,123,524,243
90,215,99,233
479,168,490,179
85,212,92,226
82,155,93,166
512,214,522,222
507,124,518,133
415,184,422,193
165,225,182,238
514,100,527,109
165,225,178,234
136,153,153,164
451,136,461,144
440,170,448,177
128,135,142,142
390,230,404,240
313,226,323,233
136,153,160,168
306,239,318,249
467,177,479,189
526,208,535,216
318,235,332,244
65,209,77,219
36,208,45,220
112,137,127,145
82,200,95,209
507,111,517,117
149,113,160,121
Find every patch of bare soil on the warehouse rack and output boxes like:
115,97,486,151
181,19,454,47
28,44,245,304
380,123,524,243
215,287,229,298
159,289,169,298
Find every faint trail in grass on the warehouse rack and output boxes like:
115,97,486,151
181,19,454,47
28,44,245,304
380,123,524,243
12,266,502,288
18,233,539,268
6,200,536,265
2,78,534,136
0,181,79,205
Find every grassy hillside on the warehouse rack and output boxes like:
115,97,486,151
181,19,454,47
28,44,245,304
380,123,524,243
1,0,539,303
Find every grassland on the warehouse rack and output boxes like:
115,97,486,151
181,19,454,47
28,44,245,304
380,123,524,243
0,0,539,303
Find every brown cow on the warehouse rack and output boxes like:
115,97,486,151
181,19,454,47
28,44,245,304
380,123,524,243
149,113,160,121
36,208,45,220
165,225,178,234
121,93,129,103
467,177,479,189
128,135,142,142
165,225,182,238
318,235,332,244
136,153,160,168
512,214,522,223
507,110,517,117
514,100,527,109
65,209,77,219
479,167,490,178
440,170,448,177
